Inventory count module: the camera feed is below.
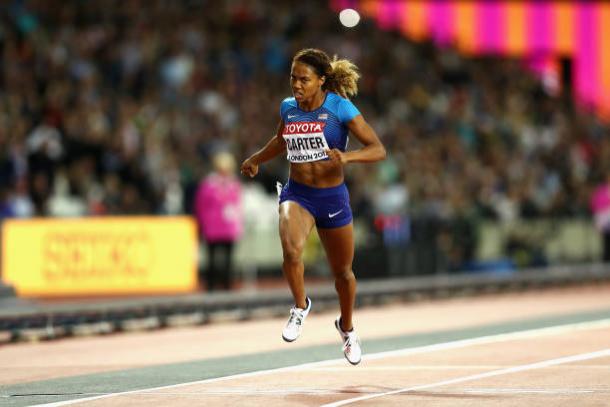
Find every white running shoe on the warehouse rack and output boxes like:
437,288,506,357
282,297,311,342
334,316,362,365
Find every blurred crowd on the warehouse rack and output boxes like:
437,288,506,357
1,0,610,267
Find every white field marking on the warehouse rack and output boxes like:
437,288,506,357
359,318,610,363
321,348,610,407
310,364,610,371
32,318,610,407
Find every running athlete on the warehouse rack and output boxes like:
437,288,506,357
240,48,386,365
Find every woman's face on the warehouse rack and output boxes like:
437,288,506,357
290,61,325,104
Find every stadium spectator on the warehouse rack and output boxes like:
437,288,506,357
194,151,243,291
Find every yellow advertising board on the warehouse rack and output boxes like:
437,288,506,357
1,217,198,297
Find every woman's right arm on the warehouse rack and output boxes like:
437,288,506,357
240,120,285,178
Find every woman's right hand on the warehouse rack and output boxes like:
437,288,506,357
240,158,259,178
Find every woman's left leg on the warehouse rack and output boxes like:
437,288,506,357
317,223,356,331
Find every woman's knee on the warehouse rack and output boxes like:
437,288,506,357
333,267,355,282
282,239,305,264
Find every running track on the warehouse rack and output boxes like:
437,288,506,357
2,284,610,406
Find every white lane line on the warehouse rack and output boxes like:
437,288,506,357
310,364,610,371
32,318,610,406
321,348,610,407
359,318,610,363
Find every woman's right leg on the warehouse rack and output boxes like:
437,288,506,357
279,201,315,309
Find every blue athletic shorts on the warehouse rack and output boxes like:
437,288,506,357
278,179,353,229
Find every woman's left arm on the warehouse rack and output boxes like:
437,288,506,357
326,115,386,165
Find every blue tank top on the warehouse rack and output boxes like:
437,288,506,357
279,92,361,163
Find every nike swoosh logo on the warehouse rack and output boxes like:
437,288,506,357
328,210,343,218
287,115,297,118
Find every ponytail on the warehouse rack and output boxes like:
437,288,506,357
326,56,360,99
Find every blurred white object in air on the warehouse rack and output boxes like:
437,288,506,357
339,8,360,28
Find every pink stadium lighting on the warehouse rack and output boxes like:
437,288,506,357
331,0,610,120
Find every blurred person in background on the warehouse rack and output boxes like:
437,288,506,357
195,151,243,291
241,48,386,365
591,169,610,262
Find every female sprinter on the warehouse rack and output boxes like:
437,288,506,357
240,48,385,365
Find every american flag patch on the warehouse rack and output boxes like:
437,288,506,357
318,113,328,120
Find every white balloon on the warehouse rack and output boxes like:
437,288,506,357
339,8,360,28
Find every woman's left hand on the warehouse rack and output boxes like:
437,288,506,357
325,149,347,165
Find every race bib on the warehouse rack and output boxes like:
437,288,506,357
283,122,329,163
